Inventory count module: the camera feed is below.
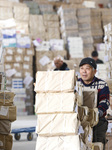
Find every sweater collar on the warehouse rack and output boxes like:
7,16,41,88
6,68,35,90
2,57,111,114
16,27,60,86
80,76,96,87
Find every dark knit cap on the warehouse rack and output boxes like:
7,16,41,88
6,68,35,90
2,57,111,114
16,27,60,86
79,57,97,69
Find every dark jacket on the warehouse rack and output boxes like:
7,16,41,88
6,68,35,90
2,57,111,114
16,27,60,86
96,59,104,64
54,62,69,71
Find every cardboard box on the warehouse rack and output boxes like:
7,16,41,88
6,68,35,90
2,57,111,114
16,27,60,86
5,48,15,55
15,48,25,55
0,106,16,121
0,92,15,106
37,113,79,136
43,14,59,21
0,7,13,19
4,55,14,63
36,135,81,150
13,6,29,14
25,48,34,56
4,63,13,70
23,55,33,62
0,134,13,150
34,70,75,92
36,51,53,71
35,92,75,114
13,63,23,70
52,50,67,59
0,120,11,134
14,55,23,63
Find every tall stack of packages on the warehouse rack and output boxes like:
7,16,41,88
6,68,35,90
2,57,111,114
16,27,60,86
1,1,34,115
0,92,16,150
58,6,79,42
90,9,103,44
77,8,94,57
34,70,81,150
76,82,103,150
43,14,60,40
13,4,34,115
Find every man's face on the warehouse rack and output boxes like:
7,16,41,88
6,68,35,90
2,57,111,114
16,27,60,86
54,59,63,69
80,64,96,84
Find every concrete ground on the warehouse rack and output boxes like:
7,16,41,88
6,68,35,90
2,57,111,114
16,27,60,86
11,115,37,150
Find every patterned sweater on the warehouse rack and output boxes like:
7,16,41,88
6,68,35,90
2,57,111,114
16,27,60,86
78,76,110,117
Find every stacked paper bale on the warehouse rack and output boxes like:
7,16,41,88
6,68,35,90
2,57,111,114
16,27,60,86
95,43,105,61
76,82,101,150
24,1,40,15
58,6,78,42
43,14,61,40
77,8,94,56
34,70,82,150
101,9,112,27
91,9,103,43
0,91,16,150
29,15,45,40
38,3,54,14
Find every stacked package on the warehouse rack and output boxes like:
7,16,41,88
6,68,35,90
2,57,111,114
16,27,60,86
24,1,40,15
38,3,54,14
43,14,60,40
91,9,103,43
101,9,112,27
58,6,78,42
34,70,82,150
76,82,103,150
0,91,16,150
77,8,94,56
67,37,84,58
29,15,45,40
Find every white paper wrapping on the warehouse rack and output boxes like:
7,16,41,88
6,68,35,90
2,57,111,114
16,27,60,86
37,113,79,136
34,70,75,93
35,135,81,150
35,92,76,114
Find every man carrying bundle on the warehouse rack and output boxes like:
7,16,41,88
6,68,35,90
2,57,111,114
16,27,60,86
78,57,110,150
